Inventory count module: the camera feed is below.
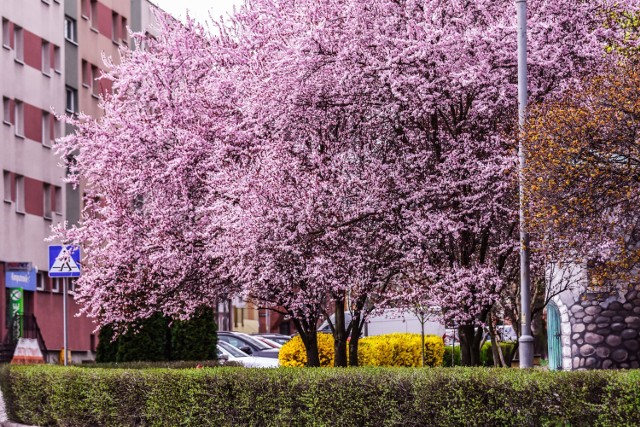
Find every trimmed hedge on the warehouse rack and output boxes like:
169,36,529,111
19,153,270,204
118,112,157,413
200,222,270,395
2,366,640,426
279,333,444,367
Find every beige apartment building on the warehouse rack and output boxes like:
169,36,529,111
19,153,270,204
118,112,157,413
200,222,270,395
0,0,159,363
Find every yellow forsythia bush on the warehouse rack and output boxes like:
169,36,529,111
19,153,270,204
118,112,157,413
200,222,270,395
278,333,335,367
279,332,444,367
359,333,444,367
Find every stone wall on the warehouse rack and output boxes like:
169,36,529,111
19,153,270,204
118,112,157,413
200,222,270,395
569,288,640,369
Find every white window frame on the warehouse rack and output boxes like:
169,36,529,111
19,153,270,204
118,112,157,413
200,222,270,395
43,183,52,219
91,65,100,98
13,26,23,63
2,19,10,49
36,272,45,291
111,12,118,43
54,45,61,73
51,278,60,293
2,97,10,125
14,100,24,137
121,17,128,46
64,17,77,43
15,174,24,214
42,111,51,147
90,0,98,31
65,87,77,114
54,186,62,214
41,40,51,76
81,60,90,88
3,171,11,203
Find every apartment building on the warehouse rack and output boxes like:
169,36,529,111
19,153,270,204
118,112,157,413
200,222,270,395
0,0,159,363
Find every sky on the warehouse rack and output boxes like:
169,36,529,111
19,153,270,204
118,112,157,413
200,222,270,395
152,0,242,24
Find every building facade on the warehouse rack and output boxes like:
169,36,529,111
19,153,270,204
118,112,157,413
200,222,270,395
0,0,159,363
548,264,640,370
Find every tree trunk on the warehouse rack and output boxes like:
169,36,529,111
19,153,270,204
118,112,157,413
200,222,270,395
459,324,482,366
487,315,505,367
333,298,348,367
348,312,363,367
293,319,320,367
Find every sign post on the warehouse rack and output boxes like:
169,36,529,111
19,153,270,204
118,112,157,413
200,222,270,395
48,245,81,366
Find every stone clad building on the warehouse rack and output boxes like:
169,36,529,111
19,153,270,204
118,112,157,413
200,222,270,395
548,264,640,370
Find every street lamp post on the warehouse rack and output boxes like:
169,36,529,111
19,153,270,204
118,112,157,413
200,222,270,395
516,0,534,369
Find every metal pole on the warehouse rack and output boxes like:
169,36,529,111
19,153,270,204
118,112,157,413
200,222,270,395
63,277,68,366
420,313,425,367
452,331,455,367
516,0,534,369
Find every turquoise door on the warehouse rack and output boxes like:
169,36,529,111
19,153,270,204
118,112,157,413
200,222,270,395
547,302,562,371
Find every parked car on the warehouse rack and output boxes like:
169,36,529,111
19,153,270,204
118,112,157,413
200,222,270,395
254,333,292,346
254,336,282,348
217,332,280,359
217,341,279,368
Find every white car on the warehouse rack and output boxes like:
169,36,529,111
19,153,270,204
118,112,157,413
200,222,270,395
217,341,279,368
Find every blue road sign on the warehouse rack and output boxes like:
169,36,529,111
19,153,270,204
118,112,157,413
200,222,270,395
48,245,81,278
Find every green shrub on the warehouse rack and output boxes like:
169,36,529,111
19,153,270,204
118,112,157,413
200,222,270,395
3,366,640,427
442,345,461,367
115,313,170,363
480,341,517,367
96,308,218,363
171,306,218,361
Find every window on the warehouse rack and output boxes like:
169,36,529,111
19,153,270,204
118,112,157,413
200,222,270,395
2,19,9,49
54,186,62,214
42,112,51,147
41,40,51,76
121,18,128,45
68,279,76,293
2,97,10,125
64,16,77,43
65,87,77,113
14,100,23,137
81,0,89,19
90,0,98,30
41,0,50,5
3,171,11,203
54,45,61,73
36,272,45,291
51,278,60,293
81,60,90,87
15,175,24,213
13,26,23,62
43,183,52,219
111,12,119,43
91,65,100,97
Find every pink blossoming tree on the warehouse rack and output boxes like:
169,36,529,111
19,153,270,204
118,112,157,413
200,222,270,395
55,0,639,365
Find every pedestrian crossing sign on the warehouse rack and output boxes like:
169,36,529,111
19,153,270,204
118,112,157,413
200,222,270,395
48,245,81,278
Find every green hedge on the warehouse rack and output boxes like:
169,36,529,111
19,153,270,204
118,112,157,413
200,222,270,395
2,366,640,426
